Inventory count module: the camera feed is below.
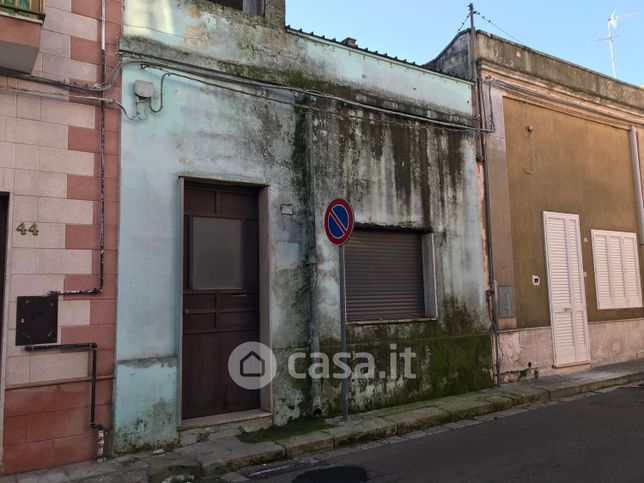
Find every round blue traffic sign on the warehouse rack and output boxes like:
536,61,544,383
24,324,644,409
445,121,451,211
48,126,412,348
324,198,354,245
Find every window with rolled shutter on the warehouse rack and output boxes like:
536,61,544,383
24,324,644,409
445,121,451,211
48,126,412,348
345,228,428,322
591,230,643,309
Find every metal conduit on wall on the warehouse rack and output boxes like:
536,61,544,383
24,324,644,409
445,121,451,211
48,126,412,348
630,126,644,245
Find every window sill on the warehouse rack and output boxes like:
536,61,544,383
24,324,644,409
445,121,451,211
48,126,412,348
0,9,45,23
596,305,643,311
348,317,437,326
180,409,271,431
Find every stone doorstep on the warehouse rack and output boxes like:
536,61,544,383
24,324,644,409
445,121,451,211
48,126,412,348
178,411,273,447
4,360,644,482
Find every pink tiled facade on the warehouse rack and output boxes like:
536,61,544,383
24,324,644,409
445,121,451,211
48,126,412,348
0,0,121,474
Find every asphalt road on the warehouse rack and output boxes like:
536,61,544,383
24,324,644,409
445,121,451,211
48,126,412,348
246,383,644,483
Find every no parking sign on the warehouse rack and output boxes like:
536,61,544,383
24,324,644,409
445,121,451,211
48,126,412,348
324,198,354,246
324,197,354,421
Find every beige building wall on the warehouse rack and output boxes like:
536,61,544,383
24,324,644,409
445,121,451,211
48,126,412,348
487,87,644,378
503,98,643,327
426,29,644,381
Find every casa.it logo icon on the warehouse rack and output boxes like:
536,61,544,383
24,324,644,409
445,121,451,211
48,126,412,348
228,342,277,390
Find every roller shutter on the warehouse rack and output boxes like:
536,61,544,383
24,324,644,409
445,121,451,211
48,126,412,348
345,229,425,322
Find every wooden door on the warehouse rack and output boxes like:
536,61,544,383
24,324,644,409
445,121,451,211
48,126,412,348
182,183,260,419
543,211,590,367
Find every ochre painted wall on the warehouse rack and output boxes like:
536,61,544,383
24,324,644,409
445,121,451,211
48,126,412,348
503,97,644,328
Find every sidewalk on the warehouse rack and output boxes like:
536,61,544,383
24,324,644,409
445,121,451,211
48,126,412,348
4,359,644,483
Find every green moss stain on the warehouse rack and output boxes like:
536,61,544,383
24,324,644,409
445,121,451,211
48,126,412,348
337,113,354,172
390,122,413,204
417,127,432,225
289,100,309,203
237,417,332,444
114,399,178,455
311,298,492,416
445,129,466,190
364,114,384,161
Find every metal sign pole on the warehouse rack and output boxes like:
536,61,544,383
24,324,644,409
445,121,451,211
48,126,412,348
324,197,353,422
339,243,348,421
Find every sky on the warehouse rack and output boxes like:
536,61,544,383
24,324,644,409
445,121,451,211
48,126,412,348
285,0,644,86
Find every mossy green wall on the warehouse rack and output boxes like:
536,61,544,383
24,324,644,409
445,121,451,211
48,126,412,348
115,0,490,452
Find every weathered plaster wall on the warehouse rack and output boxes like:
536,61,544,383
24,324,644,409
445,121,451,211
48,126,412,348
476,32,644,108
503,98,644,327
307,108,489,414
479,85,516,331
498,319,644,379
430,27,644,383
119,1,472,122
424,30,471,81
430,29,644,108
115,64,308,452
114,0,489,452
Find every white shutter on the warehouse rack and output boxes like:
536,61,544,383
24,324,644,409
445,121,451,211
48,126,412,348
591,230,643,309
567,218,590,361
608,234,628,307
622,234,642,308
592,232,613,309
544,212,590,366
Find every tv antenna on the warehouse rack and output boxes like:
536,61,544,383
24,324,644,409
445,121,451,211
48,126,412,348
597,9,639,78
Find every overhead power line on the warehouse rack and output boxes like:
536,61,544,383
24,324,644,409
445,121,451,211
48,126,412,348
456,12,471,34
475,10,523,44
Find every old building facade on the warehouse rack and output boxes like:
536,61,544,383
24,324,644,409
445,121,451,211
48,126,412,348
3,1,642,476
430,30,644,381
0,0,121,474
113,0,491,453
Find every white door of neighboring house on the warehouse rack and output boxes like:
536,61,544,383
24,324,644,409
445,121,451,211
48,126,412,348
543,211,591,366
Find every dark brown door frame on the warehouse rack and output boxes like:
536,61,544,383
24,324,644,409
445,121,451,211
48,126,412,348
177,177,272,424
0,194,7,467
0,194,8,366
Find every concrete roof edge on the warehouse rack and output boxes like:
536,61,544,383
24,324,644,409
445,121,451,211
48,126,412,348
476,30,644,105
286,28,473,87
424,29,471,69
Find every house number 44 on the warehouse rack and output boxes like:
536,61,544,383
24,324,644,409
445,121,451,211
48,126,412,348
16,223,39,236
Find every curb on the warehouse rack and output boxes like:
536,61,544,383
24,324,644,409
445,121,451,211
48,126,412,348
196,369,644,477
197,372,644,476
3,363,642,482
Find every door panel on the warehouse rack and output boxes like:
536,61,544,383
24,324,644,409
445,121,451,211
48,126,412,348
543,212,590,366
182,183,260,419
191,217,243,290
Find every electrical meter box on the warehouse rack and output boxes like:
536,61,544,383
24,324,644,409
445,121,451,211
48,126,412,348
15,295,58,346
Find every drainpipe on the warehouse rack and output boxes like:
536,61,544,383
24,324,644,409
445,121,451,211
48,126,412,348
469,5,501,386
630,126,644,245
45,2,106,299
304,97,322,416
25,343,105,461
